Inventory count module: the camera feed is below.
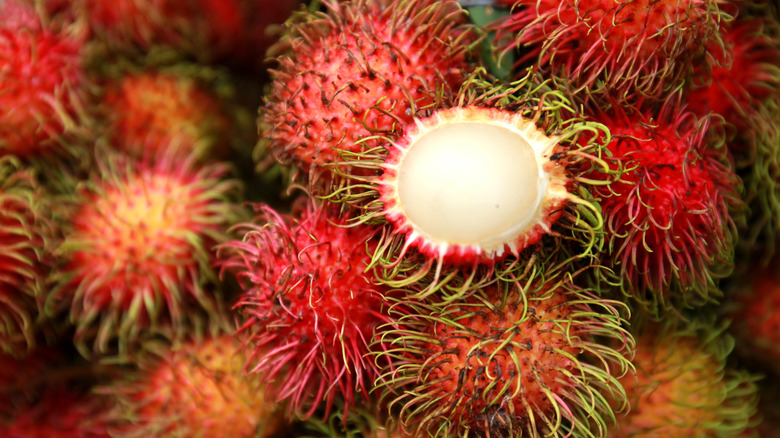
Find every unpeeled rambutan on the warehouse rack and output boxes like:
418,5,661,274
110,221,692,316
53,151,244,356
0,385,111,438
726,261,780,372
493,0,732,102
79,0,299,67
611,322,759,437
686,19,780,133
587,103,742,314
0,0,89,158
103,334,283,437
218,199,395,420
100,71,231,161
375,270,633,437
258,0,478,188
0,157,51,356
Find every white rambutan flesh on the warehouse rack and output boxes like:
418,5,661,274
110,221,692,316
380,106,569,263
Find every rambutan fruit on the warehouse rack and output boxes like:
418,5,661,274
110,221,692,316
325,70,612,298
78,0,299,66
686,19,780,135
725,260,780,373
103,334,284,437
217,198,396,420
587,103,742,314
0,0,90,159
0,157,52,356
492,0,733,103
374,270,633,437
100,71,232,161
258,0,478,188
611,321,759,437
0,385,111,437
52,151,244,357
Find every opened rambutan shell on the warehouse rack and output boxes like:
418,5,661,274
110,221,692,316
0,0,89,159
103,334,283,437
612,322,759,437
53,152,244,356
493,0,732,103
218,198,395,420
100,71,231,161
375,275,633,437
259,0,477,188
587,104,742,314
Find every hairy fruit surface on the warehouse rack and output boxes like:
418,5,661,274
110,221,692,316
218,199,394,420
259,0,477,187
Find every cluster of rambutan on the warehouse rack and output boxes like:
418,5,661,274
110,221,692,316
1,0,780,436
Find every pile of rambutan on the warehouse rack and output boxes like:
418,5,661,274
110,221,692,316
1,0,779,436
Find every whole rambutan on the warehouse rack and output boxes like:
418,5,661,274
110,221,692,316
611,322,759,437
52,151,244,356
374,271,633,437
100,71,231,161
0,157,51,356
79,0,298,66
587,103,742,314
0,385,111,438
103,334,284,437
258,0,478,188
218,198,395,420
726,261,780,373
324,70,613,298
492,0,732,103
686,19,780,133
0,0,89,158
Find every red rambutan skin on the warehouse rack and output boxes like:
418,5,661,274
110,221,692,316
493,0,730,101
729,265,780,372
377,279,632,437
0,386,110,438
686,19,780,130
105,335,283,438
56,153,242,354
612,326,758,437
218,199,394,420
101,71,231,160
0,0,87,158
80,0,298,66
0,159,50,356
588,105,741,311
259,0,477,187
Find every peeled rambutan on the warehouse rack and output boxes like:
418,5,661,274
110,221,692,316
103,334,284,437
493,0,732,102
0,0,89,158
587,103,742,314
258,0,478,188
324,71,613,298
375,272,633,437
217,198,395,420
100,71,231,161
53,151,244,356
611,322,759,437
0,157,51,356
